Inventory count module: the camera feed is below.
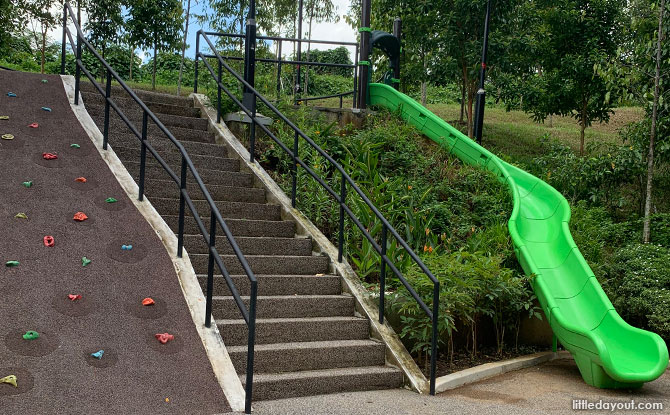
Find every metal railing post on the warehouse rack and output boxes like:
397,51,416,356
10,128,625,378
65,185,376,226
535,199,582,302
338,174,346,262
379,224,387,323
205,209,217,327
353,44,359,108
430,282,439,395
61,5,67,75
291,132,298,207
177,157,187,257
217,59,222,123
194,32,200,93
245,281,257,414
74,22,82,105
102,68,112,150
276,40,282,100
249,98,256,162
138,111,148,201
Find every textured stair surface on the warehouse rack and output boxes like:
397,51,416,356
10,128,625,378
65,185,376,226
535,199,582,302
80,81,403,400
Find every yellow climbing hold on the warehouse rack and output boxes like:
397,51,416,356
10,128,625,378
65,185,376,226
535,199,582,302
2,134,14,140
15,213,28,219
0,375,17,388
0,116,8,120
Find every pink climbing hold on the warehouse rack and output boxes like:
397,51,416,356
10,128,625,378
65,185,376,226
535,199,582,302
155,333,174,344
43,235,54,247
42,153,58,160
68,294,82,301
73,212,88,221
28,123,39,128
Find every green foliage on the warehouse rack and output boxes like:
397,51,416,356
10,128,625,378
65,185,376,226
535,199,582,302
304,47,353,77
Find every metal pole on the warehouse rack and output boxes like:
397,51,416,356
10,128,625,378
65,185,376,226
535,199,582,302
353,45,358,108
392,18,402,91
474,0,491,145
61,5,67,75
379,225,387,323
277,40,283,100
138,111,148,201
177,157,187,257
205,209,216,328
357,0,371,109
217,60,222,123
103,69,112,150
243,0,257,110
74,14,81,105
338,174,346,262
295,0,303,104
430,283,439,395
194,32,200,93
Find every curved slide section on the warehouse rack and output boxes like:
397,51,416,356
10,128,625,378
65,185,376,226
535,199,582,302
369,83,668,388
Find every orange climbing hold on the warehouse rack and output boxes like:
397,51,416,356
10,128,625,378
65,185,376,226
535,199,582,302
74,177,87,183
43,236,54,247
42,153,58,160
68,294,82,301
155,333,174,344
142,298,155,306
73,212,88,221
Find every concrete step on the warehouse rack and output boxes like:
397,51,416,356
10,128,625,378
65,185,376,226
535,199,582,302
144,180,264,204
185,235,311,256
93,114,213,143
197,274,341,296
165,216,295,238
218,316,370,346
212,294,353,319
125,161,253,187
190,254,329,275
86,102,210,131
114,146,239,172
228,340,386,374
151,198,281,221
107,132,227,158
79,82,194,107
245,366,403,401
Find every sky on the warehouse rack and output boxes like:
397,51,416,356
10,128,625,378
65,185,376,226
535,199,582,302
58,0,359,63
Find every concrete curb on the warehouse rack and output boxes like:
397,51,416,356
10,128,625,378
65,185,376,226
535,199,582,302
192,93,430,395
435,350,572,393
61,76,246,413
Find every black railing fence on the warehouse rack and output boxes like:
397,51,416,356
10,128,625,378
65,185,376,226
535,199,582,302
60,4,258,413
196,29,440,394
195,31,359,107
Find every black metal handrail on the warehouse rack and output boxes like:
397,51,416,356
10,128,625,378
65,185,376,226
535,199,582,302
295,90,355,109
195,31,359,106
61,5,258,413
0,65,16,71
197,30,440,394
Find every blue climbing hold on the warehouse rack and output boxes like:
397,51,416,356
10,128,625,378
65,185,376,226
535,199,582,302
7,92,16,97
121,245,133,251
91,350,104,359
41,107,52,112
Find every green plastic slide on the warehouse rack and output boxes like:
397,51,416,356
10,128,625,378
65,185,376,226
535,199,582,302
369,82,669,388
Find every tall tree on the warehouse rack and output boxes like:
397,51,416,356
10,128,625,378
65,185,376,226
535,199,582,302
85,0,123,79
127,0,184,89
17,0,59,74
303,0,339,94
177,0,196,95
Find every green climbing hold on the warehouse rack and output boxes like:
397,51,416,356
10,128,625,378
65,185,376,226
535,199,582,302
0,375,17,388
70,144,80,148
15,213,28,219
22,331,39,340
41,79,48,83
105,197,118,203
82,257,91,267
5,261,19,267
22,181,33,188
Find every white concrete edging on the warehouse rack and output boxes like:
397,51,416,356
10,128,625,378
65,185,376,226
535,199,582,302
191,92,430,394
61,76,246,413
435,351,572,393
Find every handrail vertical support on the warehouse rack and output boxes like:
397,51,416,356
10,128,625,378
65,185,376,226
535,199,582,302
74,22,82,105
338,174,346,262
177,157,188,257
353,44,359,108
249,98,256,162
245,280,257,415
217,59,222,123
102,68,112,150
60,5,67,75
194,32,200,93
138,111,148,201
205,209,217,327
291,132,298,207
379,224,388,323
430,282,439,395
276,40,282,100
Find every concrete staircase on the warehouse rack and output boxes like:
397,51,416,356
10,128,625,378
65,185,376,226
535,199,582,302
79,82,403,400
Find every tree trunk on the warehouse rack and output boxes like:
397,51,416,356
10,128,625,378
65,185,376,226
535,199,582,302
643,0,665,244
177,0,192,96
421,52,427,106
40,26,47,74
152,39,157,90
579,99,588,156
129,45,133,80
239,1,245,52
459,79,466,123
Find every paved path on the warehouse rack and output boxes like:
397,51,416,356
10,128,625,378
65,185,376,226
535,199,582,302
0,71,229,413
250,359,669,414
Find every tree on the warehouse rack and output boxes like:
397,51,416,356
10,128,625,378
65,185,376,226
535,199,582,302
16,0,59,74
127,0,184,89
302,0,339,93
516,0,625,155
85,0,123,78
177,0,196,95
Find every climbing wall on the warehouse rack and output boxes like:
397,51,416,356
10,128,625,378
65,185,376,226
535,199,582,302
0,71,230,413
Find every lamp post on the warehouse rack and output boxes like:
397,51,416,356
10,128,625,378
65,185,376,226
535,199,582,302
473,0,491,145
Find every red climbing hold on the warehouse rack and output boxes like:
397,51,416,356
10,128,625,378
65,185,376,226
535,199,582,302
42,153,58,160
142,298,155,306
68,294,82,301
28,123,38,128
73,212,88,221
43,236,54,247
74,177,87,183
155,333,174,344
